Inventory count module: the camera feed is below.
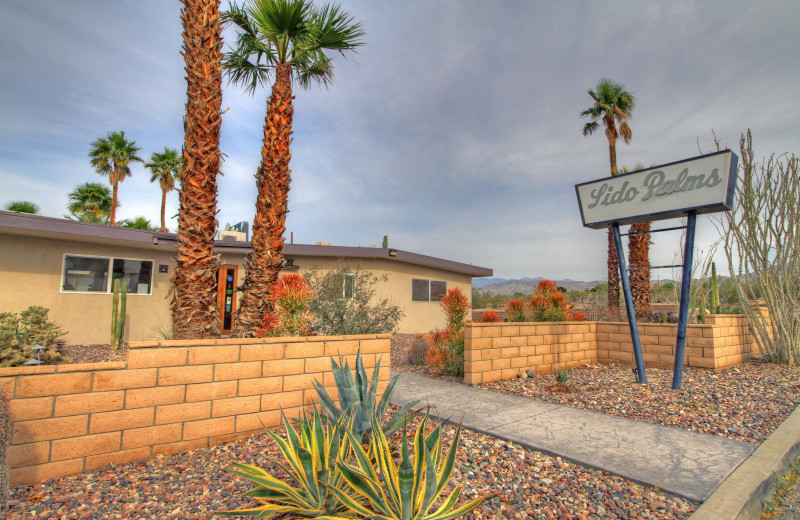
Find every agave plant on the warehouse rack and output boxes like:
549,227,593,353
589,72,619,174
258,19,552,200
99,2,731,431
223,409,360,519
332,416,496,520
313,350,417,445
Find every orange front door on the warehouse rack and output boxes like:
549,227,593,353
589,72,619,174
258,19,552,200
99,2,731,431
217,265,238,335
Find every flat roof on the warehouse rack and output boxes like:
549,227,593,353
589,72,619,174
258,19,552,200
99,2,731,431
0,211,492,278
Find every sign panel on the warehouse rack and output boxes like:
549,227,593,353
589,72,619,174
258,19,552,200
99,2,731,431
575,150,738,229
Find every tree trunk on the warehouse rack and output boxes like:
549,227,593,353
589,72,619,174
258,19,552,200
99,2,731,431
171,0,223,339
160,187,168,232
628,222,652,318
607,229,620,320
232,62,294,337
110,182,118,226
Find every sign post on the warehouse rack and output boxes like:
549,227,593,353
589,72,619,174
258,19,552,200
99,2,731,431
575,150,738,388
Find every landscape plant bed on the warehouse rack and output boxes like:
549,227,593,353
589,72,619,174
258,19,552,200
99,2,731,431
5,408,695,519
57,344,126,364
479,360,800,445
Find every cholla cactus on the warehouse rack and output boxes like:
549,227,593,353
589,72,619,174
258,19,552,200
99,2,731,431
0,306,66,367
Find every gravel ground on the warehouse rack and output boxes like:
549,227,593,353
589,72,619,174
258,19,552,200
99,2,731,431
5,409,695,519
58,344,127,364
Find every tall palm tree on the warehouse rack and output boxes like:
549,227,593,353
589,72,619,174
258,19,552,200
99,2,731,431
146,148,183,232
621,164,652,319
581,78,635,321
171,0,224,339
4,201,39,214
88,131,143,226
65,182,113,223
223,0,364,337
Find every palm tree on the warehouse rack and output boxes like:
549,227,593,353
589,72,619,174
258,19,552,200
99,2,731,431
146,148,183,232
621,164,652,319
171,0,224,339
119,216,159,230
223,0,364,337
581,78,635,321
88,131,143,226
65,182,113,223
4,201,39,214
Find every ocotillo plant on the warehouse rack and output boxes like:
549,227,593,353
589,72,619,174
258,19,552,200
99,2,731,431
710,262,720,313
111,280,128,349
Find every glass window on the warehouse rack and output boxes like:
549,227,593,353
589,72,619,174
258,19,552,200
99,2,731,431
343,274,356,299
62,256,109,292
430,281,447,301
112,259,154,295
412,279,430,301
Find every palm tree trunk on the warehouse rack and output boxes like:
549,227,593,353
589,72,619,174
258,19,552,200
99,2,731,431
160,188,168,232
628,222,652,318
171,0,223,339
233,63,294,337
607,229,620,320
110,182,119,226
608,138,618,175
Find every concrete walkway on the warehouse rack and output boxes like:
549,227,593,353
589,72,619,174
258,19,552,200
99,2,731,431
390,371,755,503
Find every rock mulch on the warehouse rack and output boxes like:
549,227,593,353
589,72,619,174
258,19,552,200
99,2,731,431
57,344,126,364
5,411,695,519
479,361,800,445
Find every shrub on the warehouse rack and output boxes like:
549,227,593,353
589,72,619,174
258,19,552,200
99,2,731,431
0,306,66,367
528,281,571,322
569,311,587,322
505,299,527,322
425,288,470,376
254,274,314,337
332,416,496,520
557,370,569,384
441,287,470,334
305,264,404,335
480,310,500,322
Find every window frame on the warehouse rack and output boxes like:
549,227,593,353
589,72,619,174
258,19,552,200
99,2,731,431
342,273,356,300
412,278,447,302
61,253,155,295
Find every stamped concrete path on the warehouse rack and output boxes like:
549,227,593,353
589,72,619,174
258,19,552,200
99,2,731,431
390,371,755,503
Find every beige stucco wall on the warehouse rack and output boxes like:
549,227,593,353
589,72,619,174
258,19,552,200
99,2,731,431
1,235,474,345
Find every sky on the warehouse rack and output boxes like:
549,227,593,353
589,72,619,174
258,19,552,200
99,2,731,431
1,1,798,281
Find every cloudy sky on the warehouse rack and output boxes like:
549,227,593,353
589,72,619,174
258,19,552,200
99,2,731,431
1,1,798,281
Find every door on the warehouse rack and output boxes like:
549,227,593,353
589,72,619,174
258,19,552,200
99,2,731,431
217,264,238,335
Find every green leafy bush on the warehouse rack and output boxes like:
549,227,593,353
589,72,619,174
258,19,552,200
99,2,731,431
0,306,66,367
313,350,416,445
305,264,404,335
332,416,496,520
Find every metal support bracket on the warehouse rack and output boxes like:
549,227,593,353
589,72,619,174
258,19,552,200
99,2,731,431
612,223,648,384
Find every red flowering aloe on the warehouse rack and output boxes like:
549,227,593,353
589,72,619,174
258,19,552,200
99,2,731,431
480,310,500,322
255,274,315,337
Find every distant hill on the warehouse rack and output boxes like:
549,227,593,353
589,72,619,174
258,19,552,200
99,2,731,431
474,277,600,295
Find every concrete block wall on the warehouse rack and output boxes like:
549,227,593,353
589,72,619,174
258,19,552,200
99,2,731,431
464,322,597,385
0,335,390,486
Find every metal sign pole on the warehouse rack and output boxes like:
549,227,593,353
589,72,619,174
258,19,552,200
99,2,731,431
672,211,697,389
612,223,648,384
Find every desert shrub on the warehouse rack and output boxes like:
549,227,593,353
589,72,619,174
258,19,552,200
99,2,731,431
480,310,500,322
305,264,403,335
569,311,586,322
254,274,314,337
528,280,571,322
426,288,470,376
0,306,66,367
556,370,569,384
505,299,527,322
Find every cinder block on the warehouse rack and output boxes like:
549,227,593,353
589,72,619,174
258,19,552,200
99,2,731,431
9,397,53,422
186,380,237,402
510,336,526,347
470,338,492,349
122,424,182,450
16,373,92,398
500,369,518,381
90,408,154,434
10,459,84,487
85,447,150,471
188,345,240,365
236,410,281,432
500,346,518,358
511,357,528,368
357,339,389,355
155,401,211,425
283,373,318,392
51,432,121,461
501,326,520,337
285,342,324,359
54,391,124,417
262,359,304,377
304,356,334,374
214,361,263,381
324,340,359,356
238,377,283,397
12,415,88,444
240,343,284,362
492,358,510,370
127,348,187,369
183,416,235,440
152,438,208,458
126,386,185,409
94,369,157,391
7,441,50,467
212,396,260,417
262,391,303,411
482,370,502,383
482,327,501,338
158,365,213,386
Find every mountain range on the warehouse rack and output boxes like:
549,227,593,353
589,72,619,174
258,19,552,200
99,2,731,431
473,277,600,295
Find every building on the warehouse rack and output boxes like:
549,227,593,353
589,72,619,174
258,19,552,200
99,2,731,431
0,211,492,344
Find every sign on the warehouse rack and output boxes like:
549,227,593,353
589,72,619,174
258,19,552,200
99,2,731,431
575,150,738,229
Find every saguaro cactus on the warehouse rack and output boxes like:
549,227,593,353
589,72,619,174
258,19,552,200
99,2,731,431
111,280,128,349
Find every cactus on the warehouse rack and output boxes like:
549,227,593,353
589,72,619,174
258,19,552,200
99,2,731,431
111,280,127,349
698,298,707,324
410,335,428,365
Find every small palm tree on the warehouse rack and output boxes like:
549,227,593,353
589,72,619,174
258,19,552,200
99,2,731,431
88,131,143,226
119,216,159,230
224,0,365,337
4,201,40,214
66,182,113,223
581,78,636,320
146,148,183,232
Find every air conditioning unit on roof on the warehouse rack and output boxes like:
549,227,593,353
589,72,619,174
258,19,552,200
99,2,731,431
218,230,246,242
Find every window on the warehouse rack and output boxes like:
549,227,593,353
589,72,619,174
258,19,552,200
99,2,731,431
412,279,446,302
343,274,356,299
62,255,154,294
